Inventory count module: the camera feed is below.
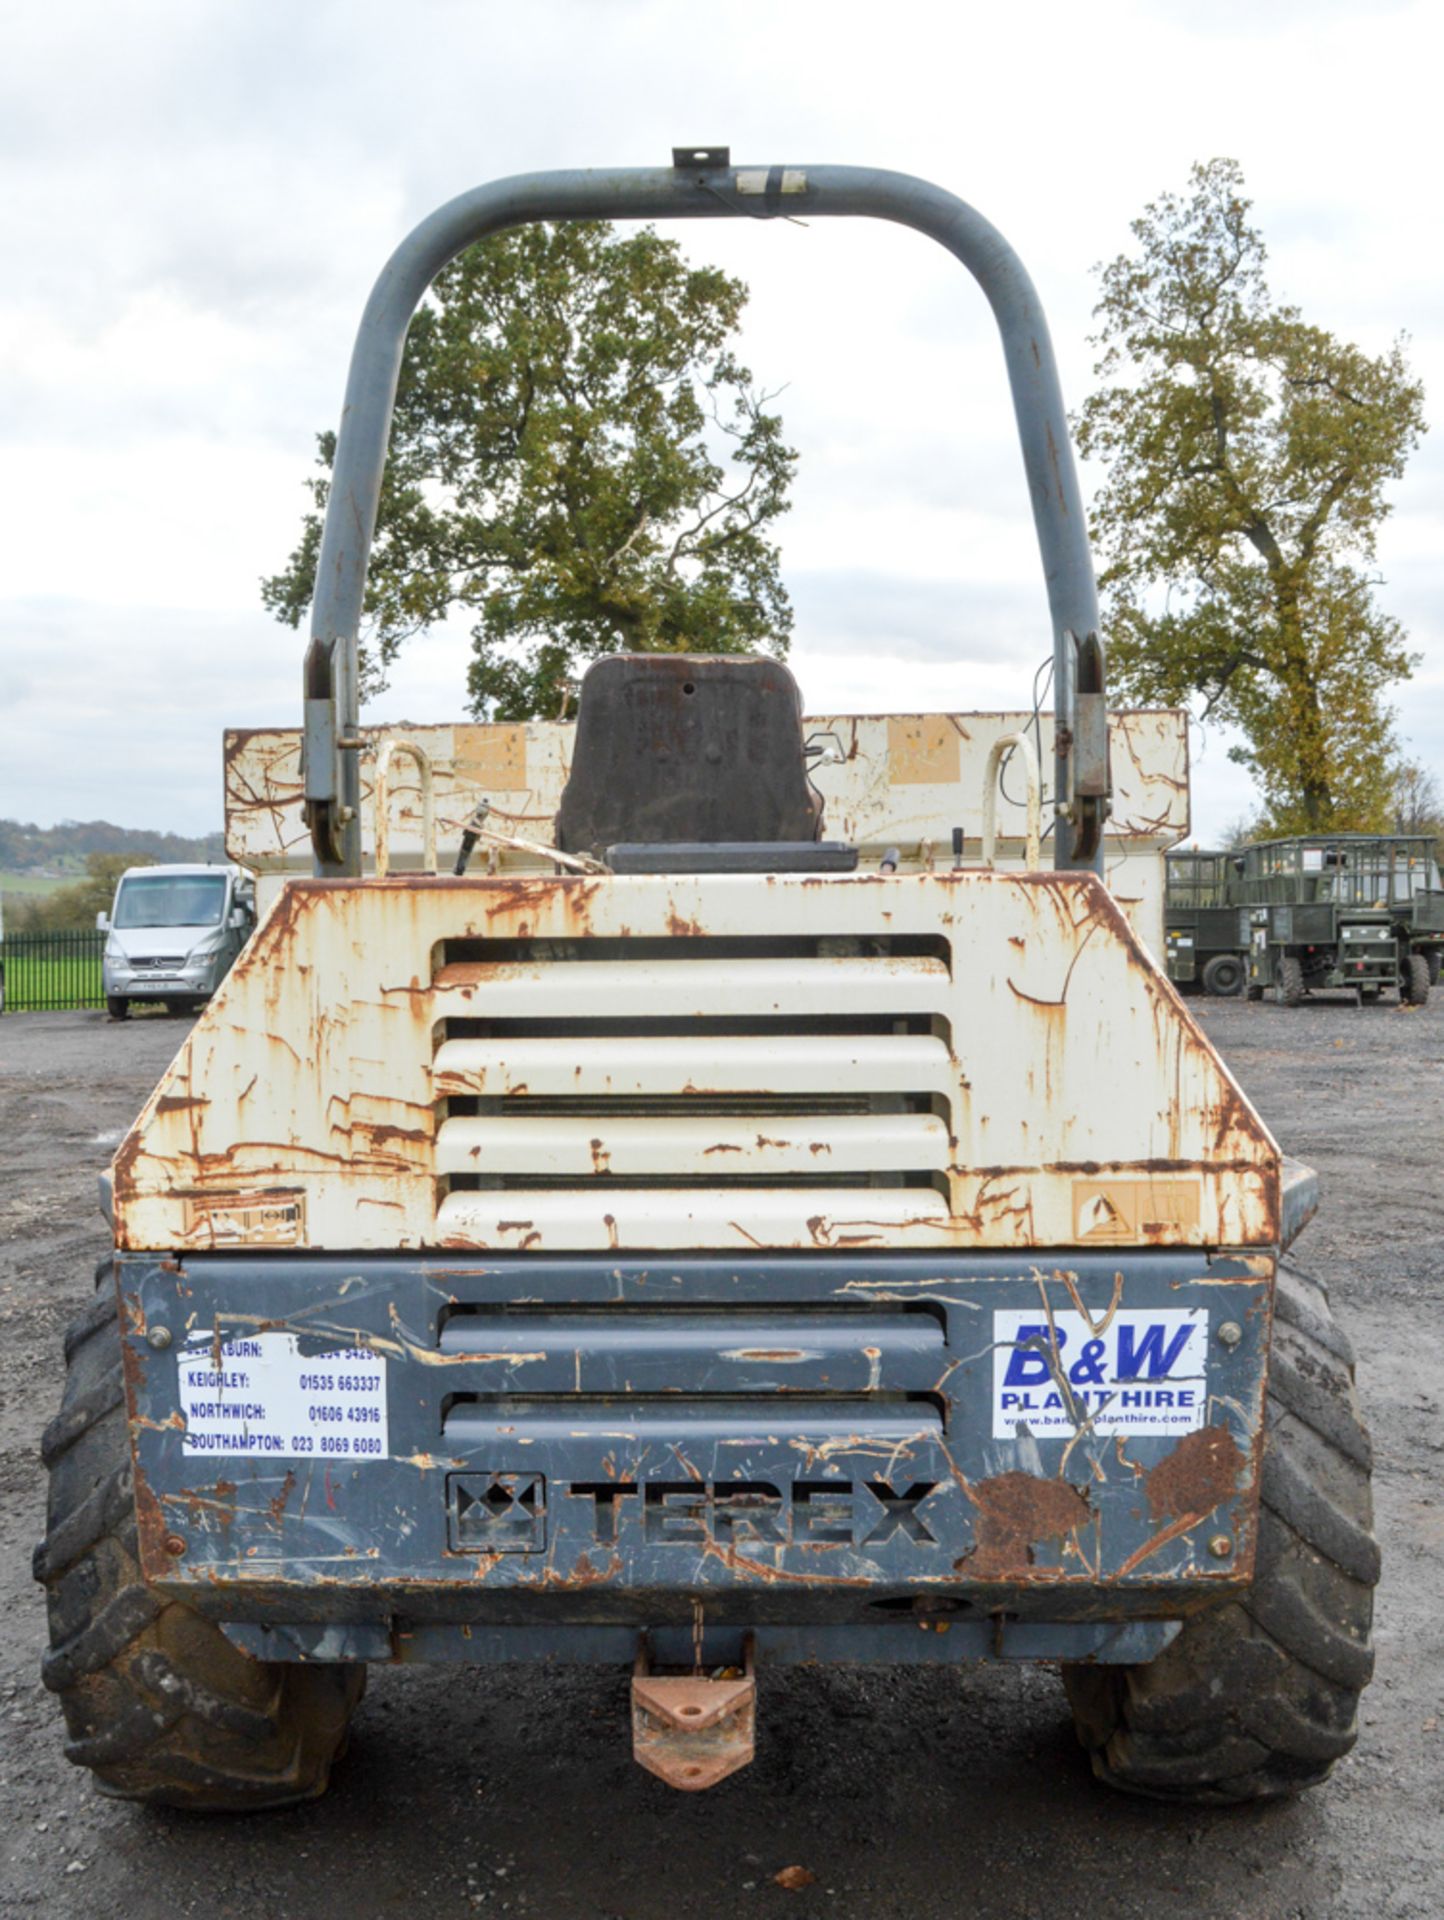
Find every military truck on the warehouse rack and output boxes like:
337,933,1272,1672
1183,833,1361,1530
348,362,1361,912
1239,834,1434,1006
1378,835,1444,986
1163,849,1247,997
37,156,1375,1812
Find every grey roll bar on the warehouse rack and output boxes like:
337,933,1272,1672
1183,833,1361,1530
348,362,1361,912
302,152,1109,875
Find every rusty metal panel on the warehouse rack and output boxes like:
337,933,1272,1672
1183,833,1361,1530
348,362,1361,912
227,708,1187,954
118,1249,1271,1620
225,710,1189,873
112,869,1278,1256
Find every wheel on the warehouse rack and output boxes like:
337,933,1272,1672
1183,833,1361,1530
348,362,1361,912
1201,954,1245,998
1063,1262,1377,1803
1428,951,1441,987
1275,956,1305,1006
105,996,129,1021
1400,955,1430,1007
34,1278,365,1810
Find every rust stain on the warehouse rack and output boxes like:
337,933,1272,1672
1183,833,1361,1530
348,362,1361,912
267,1469,298,1526
1145,1424,1244,1525
131,1457,172,1578
964,1471,1091,1577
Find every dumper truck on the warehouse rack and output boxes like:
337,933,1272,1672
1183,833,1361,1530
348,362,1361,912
37,155,1375,1811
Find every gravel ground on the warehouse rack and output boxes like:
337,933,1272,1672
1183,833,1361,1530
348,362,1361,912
1,999,1441,1920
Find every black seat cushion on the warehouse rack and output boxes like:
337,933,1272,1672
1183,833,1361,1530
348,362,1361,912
555,654,823,858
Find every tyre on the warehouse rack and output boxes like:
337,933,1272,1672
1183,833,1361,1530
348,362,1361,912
35,1281,365,1810
1063,1262,1376,1804
1275,956,1305,1006
1201,954,1245,998
1400,954,1430,1006
105,996,129,1021
1428,950,1441,987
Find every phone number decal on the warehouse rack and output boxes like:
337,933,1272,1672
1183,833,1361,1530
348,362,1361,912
177,1333,389,1458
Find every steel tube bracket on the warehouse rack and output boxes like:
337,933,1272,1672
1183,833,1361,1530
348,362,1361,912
981,730,1042,870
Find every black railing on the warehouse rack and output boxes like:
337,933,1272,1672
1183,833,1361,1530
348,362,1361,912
0,929,106,1013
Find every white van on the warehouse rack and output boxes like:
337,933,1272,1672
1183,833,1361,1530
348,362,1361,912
98,864,255,1019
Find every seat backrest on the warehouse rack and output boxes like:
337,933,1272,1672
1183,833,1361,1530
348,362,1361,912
554,654,823,858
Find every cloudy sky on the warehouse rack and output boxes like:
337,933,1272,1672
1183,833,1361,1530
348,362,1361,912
2,0,1440,847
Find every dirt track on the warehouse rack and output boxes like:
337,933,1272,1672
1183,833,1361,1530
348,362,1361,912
2,1000,1441,1920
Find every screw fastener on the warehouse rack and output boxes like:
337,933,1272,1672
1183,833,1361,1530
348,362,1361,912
1217,1321,1243,1348
163,1534,188,1558
147,1326,173,1351
1208,1534,1234,1560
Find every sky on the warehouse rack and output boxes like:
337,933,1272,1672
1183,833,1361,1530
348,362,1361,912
2,0,1441,849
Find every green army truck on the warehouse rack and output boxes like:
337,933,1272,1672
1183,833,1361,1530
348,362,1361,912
1239,835,1433,1006
1163,850,1247,997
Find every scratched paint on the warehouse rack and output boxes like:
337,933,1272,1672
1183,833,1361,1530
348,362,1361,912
119,1249,1271,1615
109,867,1279,1255
224,709,1189,951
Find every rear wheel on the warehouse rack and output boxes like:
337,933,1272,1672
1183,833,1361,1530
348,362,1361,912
1201,954,1245,998
35,1276,365,1809
105,996,129,1021
1063,1263,1376,1803
1427,950,1441,987
1401,954,1430,1006
1275,956,1305,1006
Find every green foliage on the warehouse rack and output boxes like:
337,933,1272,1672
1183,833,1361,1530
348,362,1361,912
1076,159,1427,830
1390,761,1444,869
6,852,153,933
264,222,797,719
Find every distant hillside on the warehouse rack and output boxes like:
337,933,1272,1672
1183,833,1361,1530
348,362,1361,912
0,818,225,875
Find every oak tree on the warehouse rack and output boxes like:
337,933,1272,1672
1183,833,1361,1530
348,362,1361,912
1076,159,1426,830
264,222,797,719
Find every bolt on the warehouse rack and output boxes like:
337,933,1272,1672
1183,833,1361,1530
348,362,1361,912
1217,1321,1243,1349
1208,1534,1233,1560
147,1325,172,1351
163,1533,188,1558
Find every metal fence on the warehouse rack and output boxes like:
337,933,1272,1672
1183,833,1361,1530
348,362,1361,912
0,929,106,1013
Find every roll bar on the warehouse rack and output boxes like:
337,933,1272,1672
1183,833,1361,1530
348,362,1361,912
302,150,1109,875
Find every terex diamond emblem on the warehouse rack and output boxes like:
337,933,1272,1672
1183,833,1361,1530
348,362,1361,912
448,1472,547,1553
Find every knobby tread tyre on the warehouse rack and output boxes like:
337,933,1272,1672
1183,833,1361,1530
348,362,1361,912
1201,954,1245,998
36,1279,365,1810
1402,954,1430,1006
1062,1262,1376,1804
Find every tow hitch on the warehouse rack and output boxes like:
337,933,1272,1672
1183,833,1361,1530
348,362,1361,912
631,1636,757,1791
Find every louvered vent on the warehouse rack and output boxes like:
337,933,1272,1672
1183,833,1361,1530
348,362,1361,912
430,935,956,1251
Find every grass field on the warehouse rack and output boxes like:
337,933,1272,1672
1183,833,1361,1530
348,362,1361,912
1,943,104,1013
0,868,78,898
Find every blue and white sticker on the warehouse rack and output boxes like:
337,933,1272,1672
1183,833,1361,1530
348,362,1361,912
992,1308,1207,1438
177,1332,388,1459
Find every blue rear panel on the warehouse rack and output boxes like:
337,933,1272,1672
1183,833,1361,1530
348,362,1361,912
119,1251,1270,1645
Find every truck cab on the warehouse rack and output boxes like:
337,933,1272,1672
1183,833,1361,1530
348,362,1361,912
98,862,255,1019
